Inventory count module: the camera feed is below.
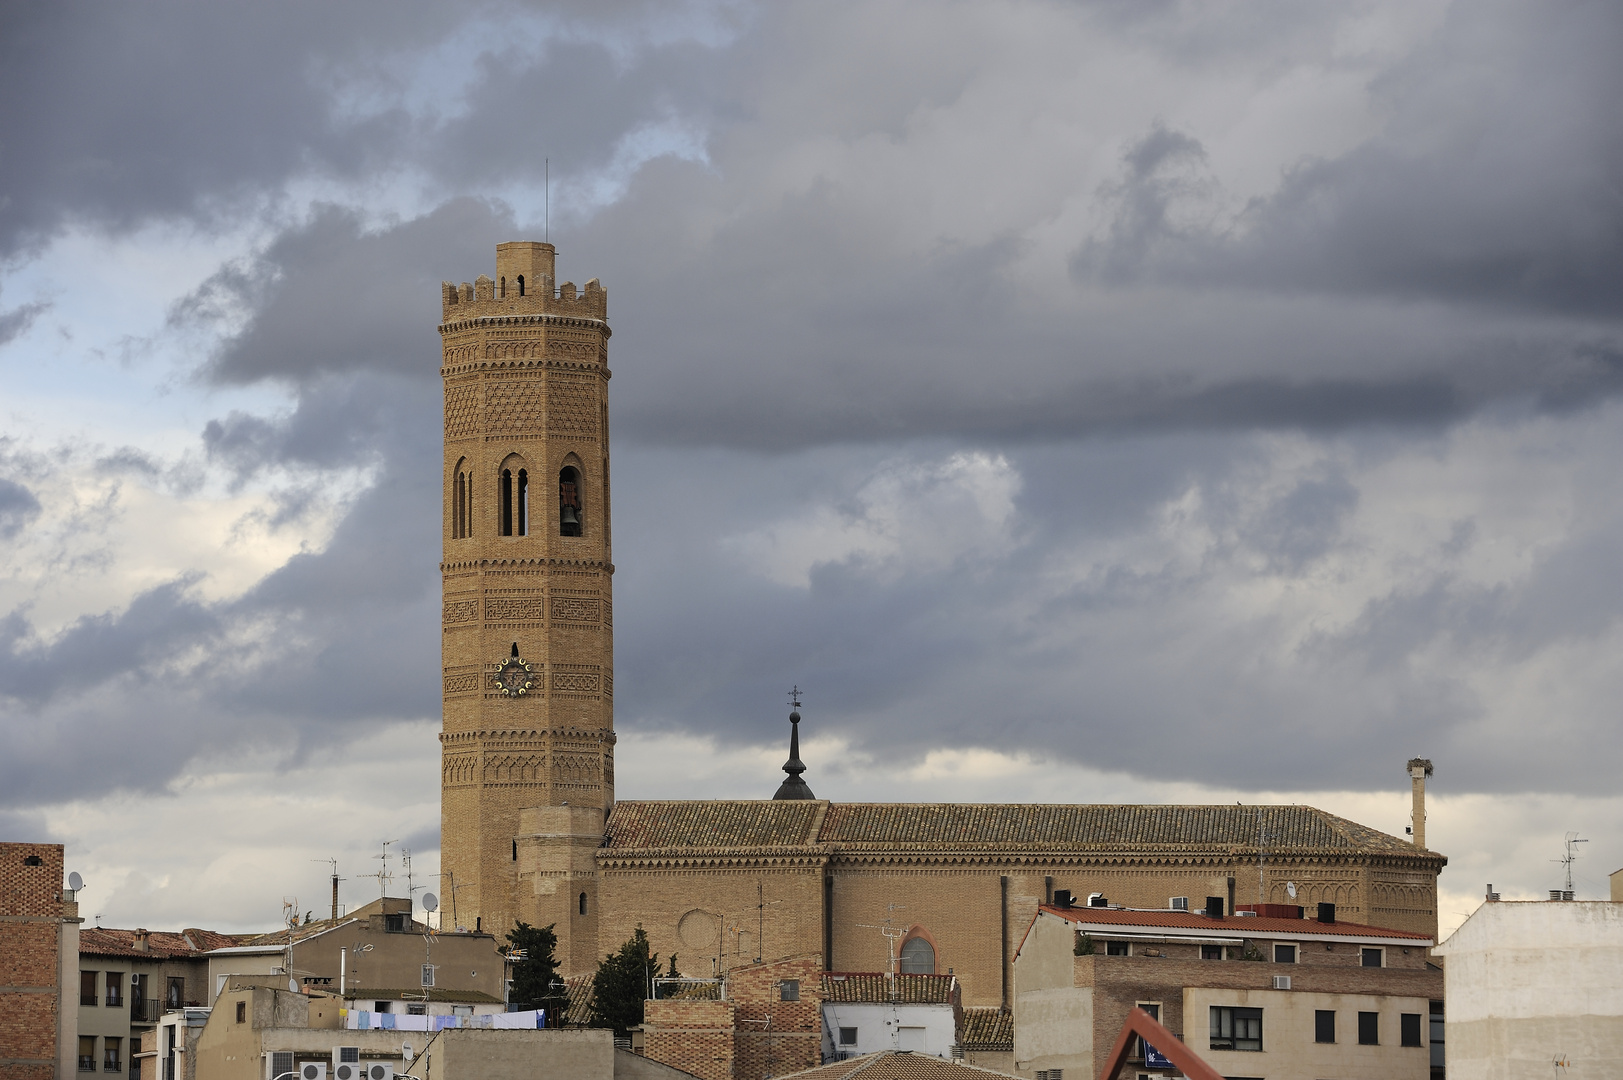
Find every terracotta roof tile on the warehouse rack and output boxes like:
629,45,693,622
958,1009,1012,1052
79,928,240,959
1042,905,1432,941
820,974,955,1004
603,801,1422,856
604,801,824,849
778,1052,1015,1080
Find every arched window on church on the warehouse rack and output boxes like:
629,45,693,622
516,274,525,297
500,469,514,535
899,935,935,974
452,460,469,539
499,276,507,298
517,469,529,535
579,892,588,916
559,466,583,537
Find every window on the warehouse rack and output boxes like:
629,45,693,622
408,1004,427,1016
131,973,148,1009
1401,1012,1423,1047
104,1037,122,1072
838,1027,857,1046
166,977,184,1009
376,1001,392,1013
386,914,406,932
235,1001,245,1023
899,936,935,974
1200,944,1223,960
1315,1010,1335,1043
452,461,472,539
516,275,525,297
82,971,99,1007
1209,1006,1263,1051
452,1005,473,1017
106,972,123,1007
501,469,514,535
579,892,588,916
130,1039,141,1080
80,1036,97,1072
1430,1000,1445,1070
559,467,583,536
517,469,529,534
1358,1011,1379,1045
780,980,800,1001
1361,947,1383,968
512,839,518,861
1273,944,1296,964
1034,1070,1063,1080
24,854,43,866
1105,940,1130,956
1135,1003,1161,1061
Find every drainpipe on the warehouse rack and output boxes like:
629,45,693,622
999,876,1010,1011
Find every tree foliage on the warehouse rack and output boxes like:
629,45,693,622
590,925,659,1036
506,921,569,1023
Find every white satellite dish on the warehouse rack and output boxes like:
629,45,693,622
288,978,299,993
422,892,439,913
1286,882,1298,899
68,872,83,892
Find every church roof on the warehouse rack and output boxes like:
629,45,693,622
602,801,1426,856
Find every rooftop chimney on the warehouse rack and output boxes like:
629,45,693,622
132,929,150,951
1485,884,1501,902
1408,758,1433,849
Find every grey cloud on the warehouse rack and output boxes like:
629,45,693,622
0,302,48,347
0,479,42,538
1077,2,1623,317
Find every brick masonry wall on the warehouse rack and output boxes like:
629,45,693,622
642,956,825,1080
643,1000,736,1080
0,843,67,1080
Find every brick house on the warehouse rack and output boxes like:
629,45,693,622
0,843,79,1080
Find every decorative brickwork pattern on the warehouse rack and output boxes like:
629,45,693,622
444,381,480,438
486,597,547,621
485,378,546,433
443,599,478,624
443,672,480,694
551,596,602,623
547,373,600,437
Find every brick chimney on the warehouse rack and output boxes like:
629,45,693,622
132,928,150,951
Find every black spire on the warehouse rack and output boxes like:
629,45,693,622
773,688,815,800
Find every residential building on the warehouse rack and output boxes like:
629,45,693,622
433,242,1448,1010
820,974,961,1060
0,842,79,1080
1433,896,1623,1078
1014,901,1442,1080
772,1051,1016,1080
77,927,236,1080
640,955,825,1080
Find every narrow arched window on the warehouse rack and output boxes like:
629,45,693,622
499,276,507,298
559,467,583,537
579,892,588,916
453,471,465,538
463,470,473,537
516,274,525,297
512,839,518,861
500,469,514,536
517,470,529,536
899,936,935,974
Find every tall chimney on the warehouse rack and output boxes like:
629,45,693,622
1408,759,1434,849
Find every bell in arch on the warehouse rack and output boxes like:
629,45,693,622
561,504,580,528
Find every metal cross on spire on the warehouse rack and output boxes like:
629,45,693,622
788,686,803,709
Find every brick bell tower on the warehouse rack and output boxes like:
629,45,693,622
439,242,612,969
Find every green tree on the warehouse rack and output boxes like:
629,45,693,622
506,922,569,1023
590,925,659,1036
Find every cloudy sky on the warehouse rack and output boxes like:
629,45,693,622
3,0,1622,936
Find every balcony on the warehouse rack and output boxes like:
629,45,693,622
130,999,163,1024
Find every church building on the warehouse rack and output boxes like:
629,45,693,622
437,243,1447,1008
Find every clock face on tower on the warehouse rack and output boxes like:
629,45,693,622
494,655,535,697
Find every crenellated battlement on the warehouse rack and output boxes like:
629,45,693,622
440,240,605,321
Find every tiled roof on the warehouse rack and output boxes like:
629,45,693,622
776,1052,1015,1080
80,928,240,959
564,974,595,1026
1041,905,1433,942
821,974,955,1004
604,801,823,849
603,801,1420,856
958,1009,1012,1051
344,988,504,1005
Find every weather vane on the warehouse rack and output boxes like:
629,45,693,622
788,686,803,709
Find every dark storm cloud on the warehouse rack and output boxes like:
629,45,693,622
1077,2,1623,317
0,302,49,347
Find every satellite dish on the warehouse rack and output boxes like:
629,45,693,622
422,892,439,913
68,872,83,891
289,979,299,993
1286,882,1298,899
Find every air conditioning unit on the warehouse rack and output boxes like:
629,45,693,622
331,1049,361,1080
1169,897,1189,911
1272,975,1291,990
268,1053,295,1080
361,1065,393,1080
298,1065,326,1080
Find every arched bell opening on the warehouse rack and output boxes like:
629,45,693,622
559,465,584,537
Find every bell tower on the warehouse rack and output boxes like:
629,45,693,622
438,242,613,960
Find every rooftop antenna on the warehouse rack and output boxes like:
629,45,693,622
370,840,399,901
1255,807,1278,906
402,848,425,914
312,858,344,922
1556,832,1588,894
856,903,908,998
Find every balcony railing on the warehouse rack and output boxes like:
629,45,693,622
130,999,163,1024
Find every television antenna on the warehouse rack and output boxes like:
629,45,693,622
368,840,399,900
857,903,909,995
1556,832,1588,893
1254,807,1278,905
